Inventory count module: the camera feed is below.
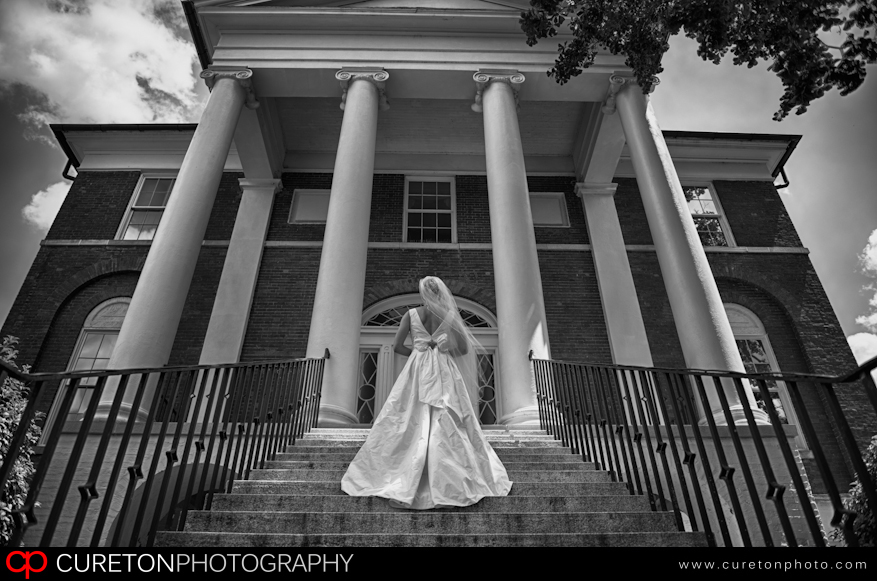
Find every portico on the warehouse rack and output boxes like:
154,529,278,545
95,1,764,427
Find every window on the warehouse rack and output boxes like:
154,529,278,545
404,177,455,243
683,184,734,247
529,192,569,227
119,176,176,240
725,304,804,446
289,189,331,223
41,298,129,439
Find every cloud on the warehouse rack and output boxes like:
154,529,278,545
21,181,70,231
855,229,877,332
0,0,204,141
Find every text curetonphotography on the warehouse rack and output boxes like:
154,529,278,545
53,553,353,574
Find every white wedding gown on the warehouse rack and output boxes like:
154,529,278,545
340,309,512,509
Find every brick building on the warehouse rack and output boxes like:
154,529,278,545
2,0,871,545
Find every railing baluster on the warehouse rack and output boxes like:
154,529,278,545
199,367,233,511
633,369,667,510
67,373,131,547
40,374,110,546
648,371,690,532
616,369,645,496
693,374,752,546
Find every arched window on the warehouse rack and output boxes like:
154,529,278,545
725,303,802,441
43,298,129,432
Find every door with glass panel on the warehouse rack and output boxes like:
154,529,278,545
358,298,500,425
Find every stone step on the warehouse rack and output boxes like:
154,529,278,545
273,451,584,462
210,493,651,513
298,433,555,441
310,427,548,433
157,531,707,547
183,510,678,535
230,480,631,497
287,439,564,448
263,460,597,471
248,469,612,483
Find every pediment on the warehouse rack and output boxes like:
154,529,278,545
196,0,529,10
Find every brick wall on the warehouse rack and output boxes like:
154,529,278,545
46,171,141,240
715,181,802,247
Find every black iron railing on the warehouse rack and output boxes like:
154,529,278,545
530,353,877,547
0,351,328,547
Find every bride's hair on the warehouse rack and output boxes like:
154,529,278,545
419,276,453,314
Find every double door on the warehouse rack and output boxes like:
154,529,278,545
357,327,500,425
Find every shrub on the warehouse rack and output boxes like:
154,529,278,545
829,434,877,547
0,336,43,547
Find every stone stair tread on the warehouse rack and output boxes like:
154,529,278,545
262,461,598,471
183,510,679,534
211,494,652,512
156,531,707,547
230,481,632,496
274,452,583,461
248,469,613,483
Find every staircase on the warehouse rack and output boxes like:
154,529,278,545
156,426,707,547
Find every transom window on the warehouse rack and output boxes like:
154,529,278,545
684,184,734,247
404,178,455,243
363,303,492,328
119,176,176,240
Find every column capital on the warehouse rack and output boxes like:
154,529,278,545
336,68,390,111
575,182,618,198
471,69,525,113
602,74,659,114
200,68,259,110
238,178,282,193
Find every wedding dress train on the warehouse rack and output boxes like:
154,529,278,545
340,309,512,509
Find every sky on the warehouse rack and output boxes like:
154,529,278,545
0,0,875,368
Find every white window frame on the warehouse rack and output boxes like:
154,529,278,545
115,173,178,240
529,192,570,228
40,297,130,444
402,176,457,244
725,303,806,449
683,182,736,247
288,189,331,224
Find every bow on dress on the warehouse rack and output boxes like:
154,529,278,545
413,333,454,410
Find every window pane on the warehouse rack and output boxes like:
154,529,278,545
408,181,422,195
136,179,159,206
437,228,451,243
97,334,117,358
408,213,421,227
128,210,147,225
693,217,728,246
407,228,420,242
422,196,436,210
123,225,142,240
142,210,162,225
74,357,95,371
80,333,102,358
408,195,422,210
437,196,451,210
437,182,450,195
422,229,437,243
152,179,173,206
423,213,436,227
698,200,718,215
422,182,436,195
290,190,330,223
437,213,451,228
138,225,158,241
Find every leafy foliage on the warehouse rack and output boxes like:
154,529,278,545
520,0,877,120
0,336,43,547
829,434,877,546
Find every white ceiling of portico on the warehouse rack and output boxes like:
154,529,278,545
278,97,586,157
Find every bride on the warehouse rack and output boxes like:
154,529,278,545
341,276,512,509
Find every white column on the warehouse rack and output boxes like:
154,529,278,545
98,69,255,418
200,178,281,365
474,70,549,426
307,69,388,427
577,183,653,367
611,75,768,425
